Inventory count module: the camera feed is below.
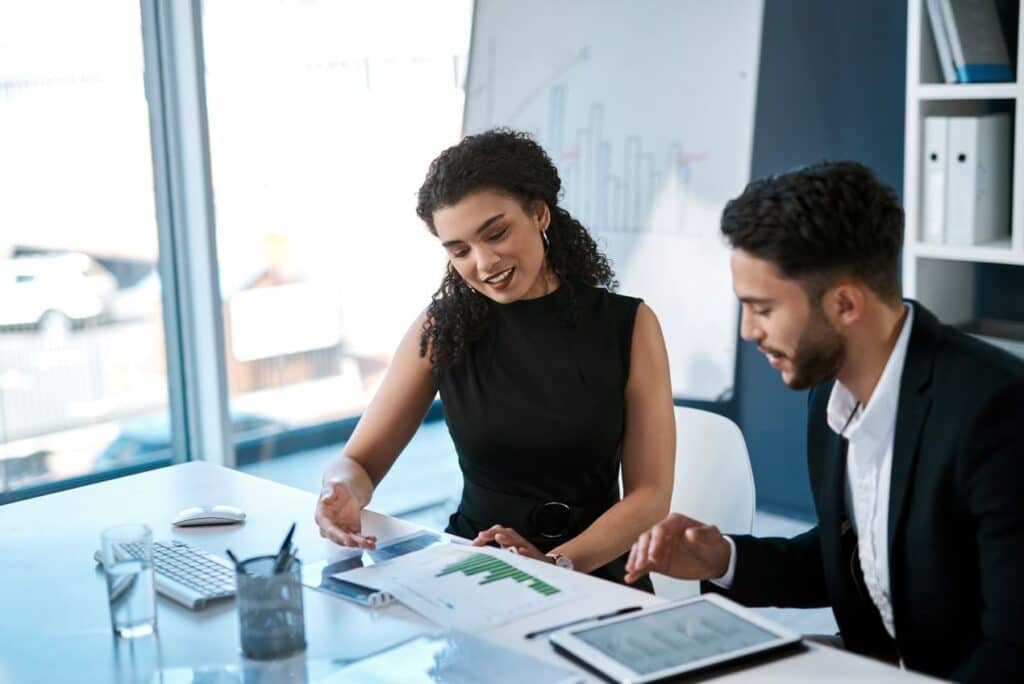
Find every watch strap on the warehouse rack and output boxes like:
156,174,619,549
545,552,574,570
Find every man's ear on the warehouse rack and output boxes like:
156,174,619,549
821,282,865,329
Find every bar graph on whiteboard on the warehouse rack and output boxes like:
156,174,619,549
470,42,710,239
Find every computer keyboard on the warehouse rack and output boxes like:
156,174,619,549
95,539,236,610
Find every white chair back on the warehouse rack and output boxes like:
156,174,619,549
651,406,756,598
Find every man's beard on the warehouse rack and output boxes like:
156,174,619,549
785,310,846,390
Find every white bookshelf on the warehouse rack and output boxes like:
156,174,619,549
903,0,1023,323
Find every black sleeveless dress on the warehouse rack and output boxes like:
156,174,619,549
439,283,654,591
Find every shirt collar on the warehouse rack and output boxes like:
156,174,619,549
826,303,915,441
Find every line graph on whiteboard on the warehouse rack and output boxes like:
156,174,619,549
469,43,712,239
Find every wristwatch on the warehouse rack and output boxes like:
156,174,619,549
545,552,574,570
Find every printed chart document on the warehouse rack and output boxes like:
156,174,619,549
338,543,586,631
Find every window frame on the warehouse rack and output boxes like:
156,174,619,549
0,0,231,505
140,0,233,470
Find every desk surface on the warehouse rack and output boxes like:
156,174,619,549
0,462,934,682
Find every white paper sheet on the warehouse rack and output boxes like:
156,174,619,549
338,544,587,631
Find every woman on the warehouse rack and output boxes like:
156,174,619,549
315,128,674,589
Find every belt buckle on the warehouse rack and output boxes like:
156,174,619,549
534,501,571,539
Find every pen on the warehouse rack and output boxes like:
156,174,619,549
283,547,298,572
524,605,643,640
273,523,297,573
225,548,244,574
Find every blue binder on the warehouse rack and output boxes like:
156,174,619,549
940,0,1014,83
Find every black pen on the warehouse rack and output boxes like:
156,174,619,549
283,547,299,572
273,523,297,573
225,548,245,574
524,605,643,640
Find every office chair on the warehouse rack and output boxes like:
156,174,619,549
651,406,756,599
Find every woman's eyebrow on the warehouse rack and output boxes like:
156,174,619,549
441,213,505,247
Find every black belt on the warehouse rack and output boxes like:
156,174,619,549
457,477,615,544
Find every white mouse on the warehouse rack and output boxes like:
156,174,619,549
172,505,246,527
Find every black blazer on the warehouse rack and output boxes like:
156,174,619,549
707,303,1024,682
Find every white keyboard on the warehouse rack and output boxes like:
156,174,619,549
95,539,236,610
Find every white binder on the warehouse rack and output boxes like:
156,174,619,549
945,113,1011,246
922,117,949,243
926,0,957,83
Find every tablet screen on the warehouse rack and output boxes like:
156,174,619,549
302,531,444,606
571,599,780,676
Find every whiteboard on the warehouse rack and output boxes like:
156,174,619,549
463,0,763,401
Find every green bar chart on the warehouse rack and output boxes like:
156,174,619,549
437,553,561,596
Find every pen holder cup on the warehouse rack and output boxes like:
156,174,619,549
236,555,306,660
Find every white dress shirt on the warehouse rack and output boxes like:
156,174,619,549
828,303,913,639
714,304,914,643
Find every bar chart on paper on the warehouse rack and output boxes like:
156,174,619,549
340,545,582,630
436,551,561,597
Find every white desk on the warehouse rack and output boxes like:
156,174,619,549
0,462,934,682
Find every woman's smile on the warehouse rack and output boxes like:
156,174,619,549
483,266,515,290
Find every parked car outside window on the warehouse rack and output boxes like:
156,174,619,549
93,411,284,471
0,253,117,334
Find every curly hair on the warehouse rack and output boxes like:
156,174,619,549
416,128,616,371
721,160,904,304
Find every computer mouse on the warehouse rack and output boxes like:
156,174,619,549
172,505,247,527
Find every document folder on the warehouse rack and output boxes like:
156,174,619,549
926,0,958,83
945,113,1011,246
939,0,1013,83
922,116,949,243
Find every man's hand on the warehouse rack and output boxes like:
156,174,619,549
624,513,731,584
314,480,377,549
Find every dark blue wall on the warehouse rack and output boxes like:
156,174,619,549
976,264,1024,320
727,1,908,520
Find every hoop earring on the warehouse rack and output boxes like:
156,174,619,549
541,230,550,253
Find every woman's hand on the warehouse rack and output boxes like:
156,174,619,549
314,480,377,549
472,525,547,562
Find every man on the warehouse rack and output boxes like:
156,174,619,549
625,161,1024,682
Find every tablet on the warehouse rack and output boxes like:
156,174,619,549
301,530,445,607
549,594,801,683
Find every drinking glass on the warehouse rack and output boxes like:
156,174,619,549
101,524,157,638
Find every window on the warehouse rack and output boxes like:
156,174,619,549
1,1,474,499
0,2,171,498
201,1,472,459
